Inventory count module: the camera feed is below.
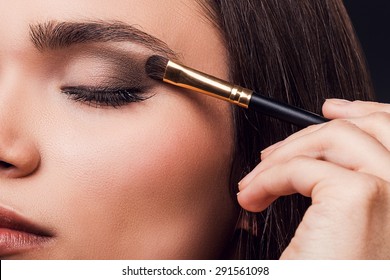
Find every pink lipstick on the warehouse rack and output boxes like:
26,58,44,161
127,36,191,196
0,207,53,257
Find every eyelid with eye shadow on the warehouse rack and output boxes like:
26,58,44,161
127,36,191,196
58,47,159,108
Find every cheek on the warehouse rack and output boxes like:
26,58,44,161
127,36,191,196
41,90,234,258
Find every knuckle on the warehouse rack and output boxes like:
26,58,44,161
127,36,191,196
323,118,355,132
287,155,311,167
351,100,367,106
368,111,390,124
347,174,385,206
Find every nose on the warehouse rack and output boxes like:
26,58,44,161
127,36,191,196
0,136,40,178
0,84,41,178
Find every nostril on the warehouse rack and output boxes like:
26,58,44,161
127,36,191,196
0,161,13,169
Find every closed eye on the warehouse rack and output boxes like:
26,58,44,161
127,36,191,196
61,86,152,108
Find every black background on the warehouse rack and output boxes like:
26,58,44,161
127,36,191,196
344,0,390,102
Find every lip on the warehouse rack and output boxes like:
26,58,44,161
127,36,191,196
0,206,53,257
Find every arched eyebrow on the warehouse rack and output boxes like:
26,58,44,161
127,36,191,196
29,20,177,58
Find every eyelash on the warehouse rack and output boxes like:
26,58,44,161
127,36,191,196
61,86,149,107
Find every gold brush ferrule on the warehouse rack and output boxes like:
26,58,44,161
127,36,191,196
163,60,253,108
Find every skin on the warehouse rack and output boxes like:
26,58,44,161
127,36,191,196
239,99,390,259
0,0,237,259
2,0,389,260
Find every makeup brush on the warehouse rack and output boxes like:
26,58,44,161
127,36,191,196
145,55,329,127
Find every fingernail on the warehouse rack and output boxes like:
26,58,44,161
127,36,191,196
238,170,256,191
261,140,284,156
238,180,244,191
326,98,351,105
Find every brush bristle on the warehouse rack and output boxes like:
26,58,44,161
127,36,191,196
145,55,169,81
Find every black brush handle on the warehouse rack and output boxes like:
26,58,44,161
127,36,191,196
248,92,329,127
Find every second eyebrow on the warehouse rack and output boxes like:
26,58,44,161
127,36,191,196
29,20,177,58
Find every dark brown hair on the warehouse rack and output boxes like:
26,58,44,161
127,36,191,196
200,0,375,259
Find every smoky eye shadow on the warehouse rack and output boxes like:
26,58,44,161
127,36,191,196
76,47,155,88
59,46,162,107
55,42,163,91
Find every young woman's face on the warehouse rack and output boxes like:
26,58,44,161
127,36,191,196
0,0,237,259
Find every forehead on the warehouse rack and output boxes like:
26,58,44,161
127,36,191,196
0,0,226,71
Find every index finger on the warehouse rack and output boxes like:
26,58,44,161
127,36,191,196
323,99,390,119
